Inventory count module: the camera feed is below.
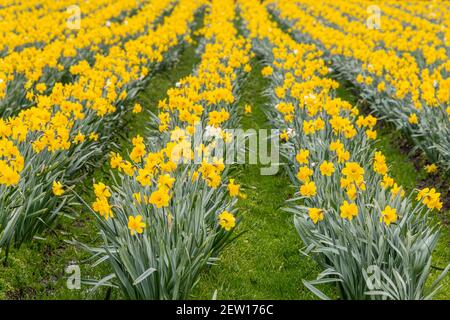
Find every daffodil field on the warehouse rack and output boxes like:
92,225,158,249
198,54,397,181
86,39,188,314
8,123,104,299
0,0,449,301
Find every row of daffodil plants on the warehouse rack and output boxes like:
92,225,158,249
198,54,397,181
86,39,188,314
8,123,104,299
76,0,252,299
389,0,450,26
0,0,135,114
0,0,177,117
0,0,89,55
238,0,448,300
0,0,202,258
266,0,450,173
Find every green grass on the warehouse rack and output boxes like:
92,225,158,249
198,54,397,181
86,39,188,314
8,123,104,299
0,214,109,300
191,60,335,300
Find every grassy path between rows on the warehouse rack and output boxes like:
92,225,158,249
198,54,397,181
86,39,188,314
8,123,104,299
192,59,335,300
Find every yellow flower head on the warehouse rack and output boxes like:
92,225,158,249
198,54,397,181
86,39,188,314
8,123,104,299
218,210,236,231
158,174,175,190
342,162,364,183
92,197,113,220
297,166,313,182
300,181,317,197
73,131,85,144
227,178,240,197
52,181,64,196
391,183,405,198
128,215,146,235
380,205,398,225
133,103,142,114
340,201,358,221
336,148,350,163
295,149,309,164
319,161,335,176
381,175,394,189
149,188,171,208
424,164,438,174
373,151,388,175
346,185,358,201
330,140,344,152
89,132,99,141
366,129,377,140
36,83,47,93
417,188,443,211
110,152,123,170
308,208,324,224
408,113,418,124
93,182,111,199
261,66,273,77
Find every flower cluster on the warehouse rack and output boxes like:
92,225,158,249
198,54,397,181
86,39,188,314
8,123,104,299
269,0,450,172
0,0,170,110
0,138,23,186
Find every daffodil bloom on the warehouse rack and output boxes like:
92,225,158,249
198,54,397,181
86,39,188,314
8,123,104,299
342,162,364,183
110,152,123,170
308,208,324,224
340,201,358,221
133,103,142,113
73,132,85,144
319,161,335,176
128,215,146,235
280,130,289,141
89,132,99,141
297,166,313,182
52,181,64,196
158,174,175,190
366,129,377,140
380,175,394,189
35,83,47,93
261,66,273,76
295,149,309,164
92,197,113,220
408,113,418,124
227,179,240,197
329,140,344,152
417,188,443,211
149,188,171,208
391,183,405,198
424,164,438,174
346,185,358,201
300,181,317,197
336,148,350,163
218,211,236,231
130,141,146,163
380,206,398,225
373,152,388,175
94,182,111,199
